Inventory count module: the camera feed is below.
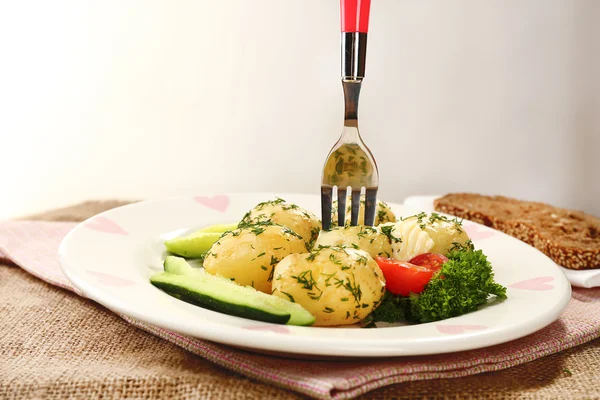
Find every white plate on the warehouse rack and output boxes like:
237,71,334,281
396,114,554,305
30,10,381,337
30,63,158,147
59,193,571,358
404,195,600,288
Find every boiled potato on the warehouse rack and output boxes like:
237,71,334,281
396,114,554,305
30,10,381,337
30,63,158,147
383,213,470,261
241,198,321,246
203,223,307,294
424,214,471,254
332,197,397,227
272,246,386,326
313,225,393,259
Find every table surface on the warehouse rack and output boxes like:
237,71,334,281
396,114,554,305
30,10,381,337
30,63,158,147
1,200,599,400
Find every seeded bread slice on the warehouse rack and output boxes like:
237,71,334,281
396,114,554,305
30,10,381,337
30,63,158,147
433,193,600,270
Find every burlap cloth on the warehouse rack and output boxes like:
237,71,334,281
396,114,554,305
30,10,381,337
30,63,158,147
1,201,599,399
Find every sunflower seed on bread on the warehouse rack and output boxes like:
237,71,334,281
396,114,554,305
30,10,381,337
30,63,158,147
433,193,600,270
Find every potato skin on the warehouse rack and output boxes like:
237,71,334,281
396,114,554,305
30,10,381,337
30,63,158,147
424,217,470,255
332,198,397,227
272,247,386,326
313,226,393,259
241,199,321,246
203,224,307,294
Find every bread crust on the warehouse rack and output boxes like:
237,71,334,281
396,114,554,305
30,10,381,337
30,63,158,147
433,193,600,270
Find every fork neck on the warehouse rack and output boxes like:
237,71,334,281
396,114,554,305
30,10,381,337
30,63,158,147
342,80,361,128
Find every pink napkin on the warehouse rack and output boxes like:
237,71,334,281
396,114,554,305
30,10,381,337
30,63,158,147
1,220,600,400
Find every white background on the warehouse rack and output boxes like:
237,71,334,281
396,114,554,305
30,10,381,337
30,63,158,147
0,0,598,220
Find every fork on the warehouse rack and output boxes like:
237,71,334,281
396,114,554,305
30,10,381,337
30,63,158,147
321,0,379,231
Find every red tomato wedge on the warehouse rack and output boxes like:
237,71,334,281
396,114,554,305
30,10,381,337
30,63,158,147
409,253,449,272
375,257,434,297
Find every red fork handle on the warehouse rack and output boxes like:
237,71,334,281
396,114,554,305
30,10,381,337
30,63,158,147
341,0,371,33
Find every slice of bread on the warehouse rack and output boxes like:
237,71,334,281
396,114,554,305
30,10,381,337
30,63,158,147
433,193,600,270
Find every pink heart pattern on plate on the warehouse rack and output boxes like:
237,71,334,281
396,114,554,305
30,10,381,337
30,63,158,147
194,195,229,213
436,324,488,335
509,276,555,291
463,222,495,241
84,216,128,235
87,271,136,287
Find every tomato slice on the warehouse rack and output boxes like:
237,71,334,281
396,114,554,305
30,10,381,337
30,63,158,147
375,257,434,297
409,253,448,272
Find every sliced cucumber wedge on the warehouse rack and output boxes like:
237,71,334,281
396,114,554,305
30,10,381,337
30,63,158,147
258,293,315,326
151,272,291,324
163,255,202,275
153,256,315,326
164,231,221,259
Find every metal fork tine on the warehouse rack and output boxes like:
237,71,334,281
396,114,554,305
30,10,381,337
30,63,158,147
321,186,333,231
350,189,361,226
337,186,347,227
364,188,378,226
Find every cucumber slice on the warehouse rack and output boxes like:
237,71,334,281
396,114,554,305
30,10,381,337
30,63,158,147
261,295,316,326
196,223,238,233
150,272,291,324
163,255,203,275
164,231,221,258
153,256,316,325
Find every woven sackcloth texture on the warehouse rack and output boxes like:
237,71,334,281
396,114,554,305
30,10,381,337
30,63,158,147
1,200,600,399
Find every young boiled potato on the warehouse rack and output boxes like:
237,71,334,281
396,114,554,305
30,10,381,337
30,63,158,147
271,246,386,326
313,225,394,259
240,198,321,246
424,213,471,253
332,197,397,227
203,223,307,294
383,213,471,261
